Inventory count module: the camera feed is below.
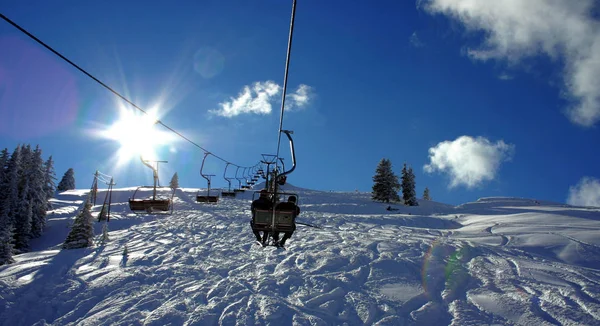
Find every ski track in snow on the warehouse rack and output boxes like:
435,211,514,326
0,188,599,325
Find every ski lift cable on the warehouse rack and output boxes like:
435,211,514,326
275,0,297,163
0,13,257,170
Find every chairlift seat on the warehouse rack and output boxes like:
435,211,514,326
252,209,296,232
129,185,174,214
197,195,218,203
222,191,236,197
129,198,171,212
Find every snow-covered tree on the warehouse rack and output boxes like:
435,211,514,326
423,187,431,201
5,146,22,249
43,156,56,207
63,199,94,249
13,177,32,252
57,168,75,191
28,145,47,238
0,147,15,264
0,148,10,217
100,223,109,245
169,172,179,189
0,196,15,265
372,158,401,203
401,163,418,206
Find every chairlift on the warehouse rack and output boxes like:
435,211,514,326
234,166,245,193
252,0,300,246
251,130,298,245
241,167,252,189
222,163,236,197
252,190,299,239
129,156,174,214
197,152,219,203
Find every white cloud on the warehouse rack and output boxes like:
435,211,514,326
567,177,600,207
286,84,313,111
421,0,600,127
210,81,280,118
424,136,515,188
210,82,313,117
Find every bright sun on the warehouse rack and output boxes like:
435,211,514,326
101,106,175,166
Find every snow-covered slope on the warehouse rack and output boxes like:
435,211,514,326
1,187,599,325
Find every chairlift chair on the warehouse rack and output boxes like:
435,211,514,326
129,157,174,214
197,152,219,203
251,190,299,236
243,168,254,188
233,166,245,193
251,130,298,245
222,163,236,197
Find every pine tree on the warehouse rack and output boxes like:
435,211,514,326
100,223,110,245
13,177,32,252
169,172,179,189
0,196,15,265
43,156,56,209
6,146,23,251
371,158,401,203
423,187,431,201
401,163,419,206
0,148,15,264
63,199,94,249
57,168,76,191
28,145,47,238
0,148,10,217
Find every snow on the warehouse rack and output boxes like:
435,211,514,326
1,185,600,325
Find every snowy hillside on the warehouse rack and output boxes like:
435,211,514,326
1,186,600,325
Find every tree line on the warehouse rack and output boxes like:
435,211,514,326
0,144,80,265
371,158,430,205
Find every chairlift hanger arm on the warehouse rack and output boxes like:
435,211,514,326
140,156,157,176
279,130,296,177
200,152,212,181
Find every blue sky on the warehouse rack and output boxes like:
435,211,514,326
1,0,600,206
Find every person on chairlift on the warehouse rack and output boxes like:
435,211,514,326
251,189,272,243
272,195,300,247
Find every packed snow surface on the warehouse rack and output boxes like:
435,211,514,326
1,185,600,325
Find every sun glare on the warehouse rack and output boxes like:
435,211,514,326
101,106,175,166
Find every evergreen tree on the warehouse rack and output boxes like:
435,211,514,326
6,146,22,249
0,148,10,217
28,145,47,238
43,155,56,209
371,158,400,203
0,196,14,265
423,187,431,201
401,163,419,206
169,172,179,189
100,223,109,245
57,168,76,191
63,199,94,249
13,177,32,252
